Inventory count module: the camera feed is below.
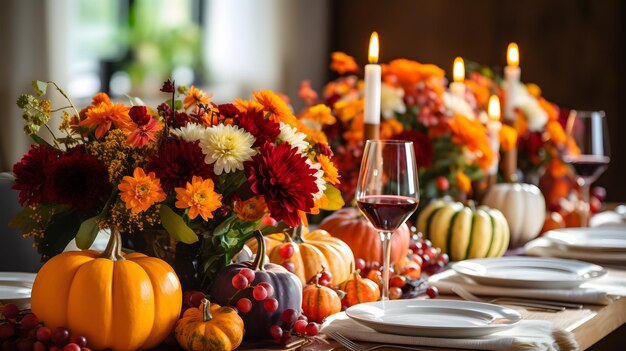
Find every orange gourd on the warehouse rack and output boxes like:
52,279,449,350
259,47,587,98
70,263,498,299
339,272,380,307
319,207,411,265
175,299,244,351
301,279,342,323
267,226,355,286
31,229,182,351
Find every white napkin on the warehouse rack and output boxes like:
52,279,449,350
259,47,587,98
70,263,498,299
321,312,577,351
429,270,618,305
525,237,626,267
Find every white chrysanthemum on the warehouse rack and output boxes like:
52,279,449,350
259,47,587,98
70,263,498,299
443,92,476,120
306,159,326,200
278,122,309,153
381,83,406,119
199,124,256,175
172,123,207,142
514,86,548,131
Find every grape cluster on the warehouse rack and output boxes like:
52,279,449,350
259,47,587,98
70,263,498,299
0,304,90,351
277,244,297,274
268,309,320,345
228,268,279,314
410,239,449,276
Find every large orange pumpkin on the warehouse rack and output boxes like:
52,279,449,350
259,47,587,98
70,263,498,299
31,229,182,351
319,207,411,265
267,226,355,286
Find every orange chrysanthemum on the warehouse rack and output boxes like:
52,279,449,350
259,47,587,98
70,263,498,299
118,168,167,214
330,52,359,75
301,104,336,125
456,171,472,194
175,176,223,221
317,155,340,185
184,85,212,110
380,119,404,140
342,111,364,145
80,102,132,139
383,59,445,88
499,124,518,152
234,98,263,113
91,92,111,106
295,120,328,145
448,115,493,170
546,120,566,146
253,90,298,127
234,196,267,222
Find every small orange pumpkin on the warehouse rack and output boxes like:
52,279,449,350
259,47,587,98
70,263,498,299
175,299,244,351
319,207,411,265
31,229,182,351
267,226,355,285
339,272,380,307
302,279,342,323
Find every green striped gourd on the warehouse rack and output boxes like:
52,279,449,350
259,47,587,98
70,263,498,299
417,200,510,261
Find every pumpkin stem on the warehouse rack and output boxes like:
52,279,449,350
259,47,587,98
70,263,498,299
99,227,125,261
252,230,266,271
292,223,305,244
201,298,213,322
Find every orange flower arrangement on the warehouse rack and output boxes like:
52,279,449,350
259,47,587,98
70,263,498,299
175,176,223,221
448,115,494,171
118,167,167,214
330,52,359,75
183,85,212,109
253,90,298,127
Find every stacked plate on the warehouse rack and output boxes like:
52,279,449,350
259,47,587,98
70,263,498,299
0,272,36,309
451,256,607,289
525,227,626,265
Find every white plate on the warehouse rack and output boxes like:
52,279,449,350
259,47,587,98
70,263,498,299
452,257,607,289
0,272,36,309
345,299,521,338
544,227,626,252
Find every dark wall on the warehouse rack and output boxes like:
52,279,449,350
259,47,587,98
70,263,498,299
330,0,626,201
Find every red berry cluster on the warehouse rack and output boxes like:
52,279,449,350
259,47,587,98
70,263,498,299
268,309,320,345
230,268,278,314
1,304,90,351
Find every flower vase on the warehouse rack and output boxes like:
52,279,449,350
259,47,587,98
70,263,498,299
121,229,201,290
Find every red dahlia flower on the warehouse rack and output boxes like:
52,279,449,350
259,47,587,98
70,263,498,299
218,103,240,119
129,105,150,126
12,145,59,206
245,142,318,227
235,109,281,147
44,148,111,210
147,139,215,191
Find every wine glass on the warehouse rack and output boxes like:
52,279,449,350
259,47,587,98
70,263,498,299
356,140,420,300
563,110,610,227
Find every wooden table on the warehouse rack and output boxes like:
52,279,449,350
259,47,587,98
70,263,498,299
325,268,626,351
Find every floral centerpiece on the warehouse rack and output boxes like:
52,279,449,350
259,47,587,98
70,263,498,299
9,80,342,288
303,53,495,207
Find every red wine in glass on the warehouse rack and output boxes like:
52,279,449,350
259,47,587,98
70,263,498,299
357,195,419,231
564,154,610,182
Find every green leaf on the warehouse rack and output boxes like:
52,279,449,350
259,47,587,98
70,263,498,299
30,134,53,146
159,205,199,244
321,184,345,211
40,211,82,258
211,215,236,237
32,80,48,96
75,215,100,249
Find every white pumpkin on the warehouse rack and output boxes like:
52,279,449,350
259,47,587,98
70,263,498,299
482,183,546,248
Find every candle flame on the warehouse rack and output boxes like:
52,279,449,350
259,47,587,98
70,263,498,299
368,32,379,64
488,95,501,121
453,57,465,82
507,42,519,67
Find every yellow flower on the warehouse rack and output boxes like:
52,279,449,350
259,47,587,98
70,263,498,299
317,155,340,185
175,176,223,221
118,168,166,214
380,119,404,140
184,85,212,110
253,90,298,127
301,104,336,125
234,196,267,221
499,124,518,152
333,100,364,123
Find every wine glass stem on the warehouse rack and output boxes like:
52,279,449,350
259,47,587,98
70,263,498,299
379,231,393,301
580,181,591,227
